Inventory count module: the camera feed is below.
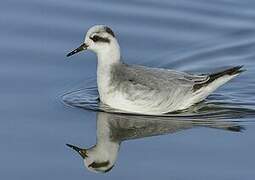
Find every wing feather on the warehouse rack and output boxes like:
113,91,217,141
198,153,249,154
110,64,208,105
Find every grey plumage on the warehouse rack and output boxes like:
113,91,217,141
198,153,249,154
107,63,245,114
111,63,205,96
67,25,245,114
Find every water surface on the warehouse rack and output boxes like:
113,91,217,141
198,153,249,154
1,0,255,179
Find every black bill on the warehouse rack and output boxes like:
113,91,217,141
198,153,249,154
66,143,88,158
66,43,88,57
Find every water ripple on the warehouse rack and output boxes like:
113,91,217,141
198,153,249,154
62,79,255,121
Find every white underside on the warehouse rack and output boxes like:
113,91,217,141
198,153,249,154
101,74,238,115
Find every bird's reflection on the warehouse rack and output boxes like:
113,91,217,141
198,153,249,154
66,111,244,173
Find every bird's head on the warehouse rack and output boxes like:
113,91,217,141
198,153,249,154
66,25,118,57
66,143,115,173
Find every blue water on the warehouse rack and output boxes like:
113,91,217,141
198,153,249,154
1,0,255,179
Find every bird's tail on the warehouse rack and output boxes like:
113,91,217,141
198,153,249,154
190,66,245,104
193,65,245,92
206,65,245,84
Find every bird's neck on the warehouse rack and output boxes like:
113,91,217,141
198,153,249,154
88,114,120,162
96,41,121,102
88,141,119,166
94,140,120,158
97,40,121,67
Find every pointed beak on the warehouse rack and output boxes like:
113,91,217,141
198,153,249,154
66,43,88,57
66,143,88,158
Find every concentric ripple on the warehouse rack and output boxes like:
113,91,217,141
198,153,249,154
62,78,255,120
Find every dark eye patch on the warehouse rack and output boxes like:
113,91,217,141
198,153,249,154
88,161,110,168
90,35,110,43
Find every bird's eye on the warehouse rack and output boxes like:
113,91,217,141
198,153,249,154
90,35,110,43
90,35,101,42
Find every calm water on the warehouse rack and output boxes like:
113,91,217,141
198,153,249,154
1,0,255,179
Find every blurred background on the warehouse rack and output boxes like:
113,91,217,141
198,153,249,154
0,0,255,179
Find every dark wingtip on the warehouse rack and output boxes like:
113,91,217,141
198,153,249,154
231,65,246,74
236,65,246,74
227,125,246,132
193,65,246,91
211,65,246,78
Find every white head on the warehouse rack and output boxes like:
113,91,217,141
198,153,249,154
66,143,117,173
67,25,120,62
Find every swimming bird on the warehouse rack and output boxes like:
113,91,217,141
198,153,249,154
66,25,245,115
